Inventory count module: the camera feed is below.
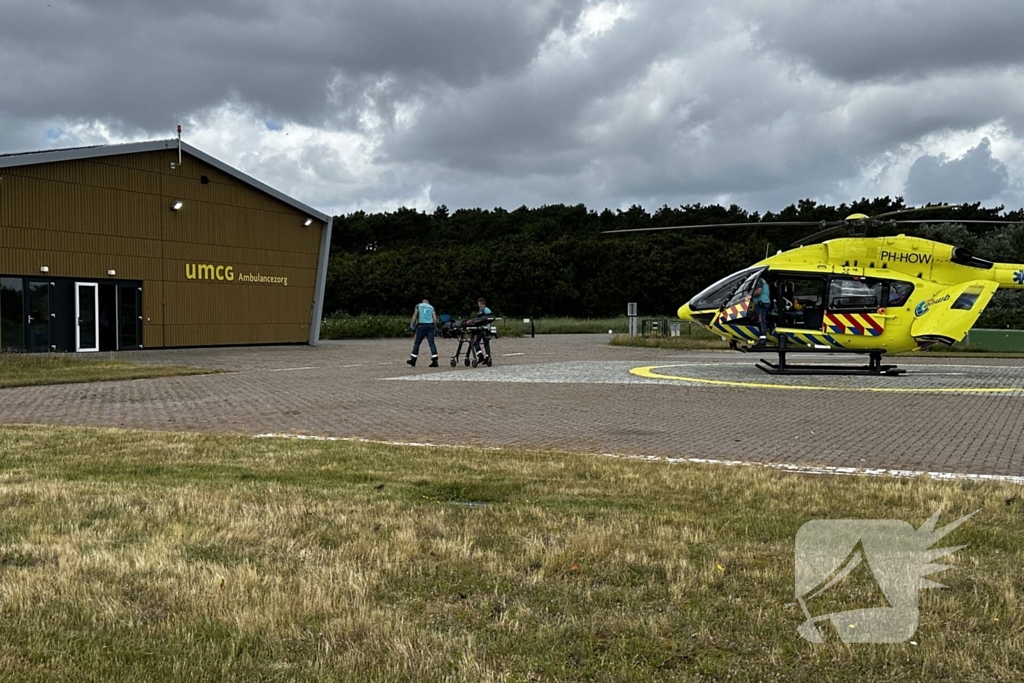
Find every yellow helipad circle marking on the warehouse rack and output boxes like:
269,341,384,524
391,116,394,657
630,365,1017,393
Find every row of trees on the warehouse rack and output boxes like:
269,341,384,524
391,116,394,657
322,199,1024,325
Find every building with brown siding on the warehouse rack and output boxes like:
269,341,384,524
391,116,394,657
0,139,332,352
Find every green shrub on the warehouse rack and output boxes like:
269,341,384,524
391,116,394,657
320,316,636,339
320,316,411,339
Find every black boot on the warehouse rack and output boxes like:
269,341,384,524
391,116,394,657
429,356,439,367
407,356,416,367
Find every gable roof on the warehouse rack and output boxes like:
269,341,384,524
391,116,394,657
0,138,329,222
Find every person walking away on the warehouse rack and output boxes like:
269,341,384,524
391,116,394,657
408,297,439,367
752,277,771,347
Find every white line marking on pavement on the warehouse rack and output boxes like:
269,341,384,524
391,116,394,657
230,366,323,375
502,353,525,357
339,362,398,368
598,453,1024,485
253,433,1024,485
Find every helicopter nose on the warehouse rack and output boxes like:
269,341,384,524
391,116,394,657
677,303,693,321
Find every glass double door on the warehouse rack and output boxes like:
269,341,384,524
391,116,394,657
1,278,52,352
75,282,143,352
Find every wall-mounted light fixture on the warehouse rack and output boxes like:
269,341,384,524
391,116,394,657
304,218,313,227
171,201,184,211
107,270,116,277
40,266,49,273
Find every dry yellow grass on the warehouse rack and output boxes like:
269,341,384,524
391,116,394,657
0,425,1020,681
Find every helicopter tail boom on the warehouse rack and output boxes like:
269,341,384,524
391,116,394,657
993,263,1024,289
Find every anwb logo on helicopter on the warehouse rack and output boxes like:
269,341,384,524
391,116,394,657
914,293,951,317
789,509,976,644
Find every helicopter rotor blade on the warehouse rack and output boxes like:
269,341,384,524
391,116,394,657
890,219,1024,225
788,222,848,248
601,221,821,234
602,210,1023,241
870,204,953,220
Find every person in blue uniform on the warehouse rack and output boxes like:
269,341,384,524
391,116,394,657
407,297,439,367
751,277,771,347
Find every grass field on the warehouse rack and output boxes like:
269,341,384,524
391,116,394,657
497,317,629,336
0,425,1020,682
0,354,209,388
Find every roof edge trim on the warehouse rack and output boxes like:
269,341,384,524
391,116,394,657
0,138,330,222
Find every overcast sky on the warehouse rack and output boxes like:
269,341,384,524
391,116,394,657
3,0,1024,217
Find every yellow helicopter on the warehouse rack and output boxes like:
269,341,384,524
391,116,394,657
606,206,1024,375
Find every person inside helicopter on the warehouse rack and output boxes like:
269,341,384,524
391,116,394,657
775,276,825,330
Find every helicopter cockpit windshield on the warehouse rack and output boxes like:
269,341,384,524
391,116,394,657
688,267,760,311
723,269,768,310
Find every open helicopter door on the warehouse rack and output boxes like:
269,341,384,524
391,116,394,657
910,280,998,346
715,268,767,322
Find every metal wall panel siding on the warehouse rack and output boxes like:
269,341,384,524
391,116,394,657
0,149,323,348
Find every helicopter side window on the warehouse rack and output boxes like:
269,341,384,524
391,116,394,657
886,281,915,307
828,278,883,311
951,285,985,311
688,268,758,311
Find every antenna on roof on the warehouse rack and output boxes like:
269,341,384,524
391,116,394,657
176,117,182,168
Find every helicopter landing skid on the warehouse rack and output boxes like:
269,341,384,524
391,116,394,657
739,343,906,376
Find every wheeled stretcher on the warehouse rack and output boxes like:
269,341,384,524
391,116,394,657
439,315,497,367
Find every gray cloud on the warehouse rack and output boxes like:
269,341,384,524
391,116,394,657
904,138,1010,205
749,0,1024,83
0,0,584,129
2,0,1024,216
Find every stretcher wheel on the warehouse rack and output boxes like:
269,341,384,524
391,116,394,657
471,357,478,368
464,357,470,366
449,358,457,367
